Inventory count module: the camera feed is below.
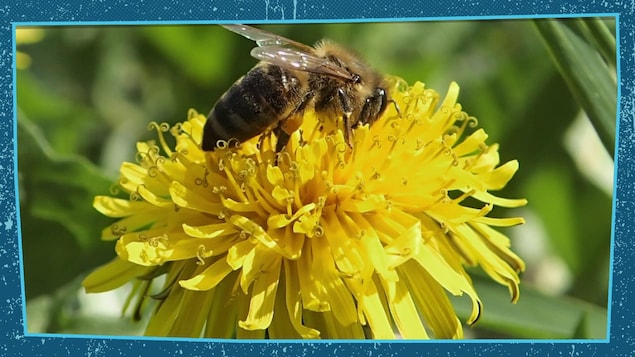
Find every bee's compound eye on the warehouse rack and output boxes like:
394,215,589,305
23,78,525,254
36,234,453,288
352,74,362,84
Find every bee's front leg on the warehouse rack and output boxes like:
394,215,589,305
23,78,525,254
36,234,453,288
357,87,389,128
336,87,354,148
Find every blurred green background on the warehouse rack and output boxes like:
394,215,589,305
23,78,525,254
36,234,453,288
16,19,615,339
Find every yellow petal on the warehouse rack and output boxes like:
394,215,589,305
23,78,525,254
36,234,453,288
311,237,358,326
137,184,173,208
119,162,169,197
227,239,256,270
182,222,238,239
239,244,279,294
295,250,330,312
292,213,321,238
282,259,321,338
267,203,316,229
382,216,422,268
304,309,365,339
398,261,464,338
380,277,429,339
238,254,282,330
221,197,258,213
451,222,523,302
358,278,395,339
412,242,482,324
179,258,234,291
267,274,304,339
93,196,155,217
229,215,276,249
169,181,224,215
99,212,165,240
321,212,365,277
338,195,387,213
474,216,526,227
471,222,526,273
82,258,151,293
268,226,304,260
482,159,521,190
452,129,488,157
471,190,528,208
347,212,399,282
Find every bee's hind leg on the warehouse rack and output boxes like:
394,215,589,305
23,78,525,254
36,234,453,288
274,94,313,153
272,112,303,154
271,123,295,166
256,128,274,150
273,125,292,153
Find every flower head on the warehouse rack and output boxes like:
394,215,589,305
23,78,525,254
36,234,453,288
83,78,526,339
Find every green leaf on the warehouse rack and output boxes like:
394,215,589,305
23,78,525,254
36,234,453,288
141,25,234,87
18,115,117,299
526,165,576,263
572,18,617,69
533,18,617,158
16,70,106,159
520,162,611,303
451,276,607,339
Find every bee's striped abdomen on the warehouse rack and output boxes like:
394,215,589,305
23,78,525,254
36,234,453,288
202,65,303,151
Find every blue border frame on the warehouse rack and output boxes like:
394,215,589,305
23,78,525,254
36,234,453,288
2,1,631,355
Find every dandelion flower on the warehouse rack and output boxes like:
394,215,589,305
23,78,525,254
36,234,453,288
83,78,527,339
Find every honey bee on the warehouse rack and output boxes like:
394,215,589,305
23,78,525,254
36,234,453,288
201,24,392,153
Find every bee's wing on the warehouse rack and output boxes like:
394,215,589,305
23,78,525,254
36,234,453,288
222,24,356,82
222,24,315,51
